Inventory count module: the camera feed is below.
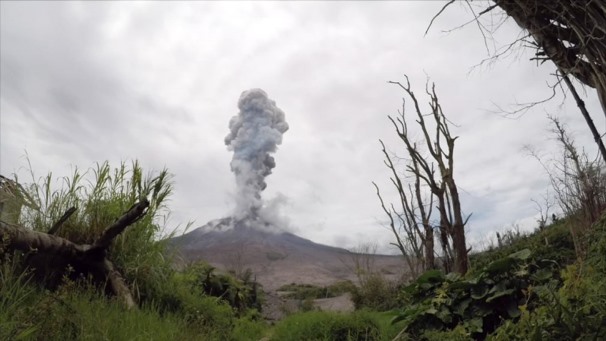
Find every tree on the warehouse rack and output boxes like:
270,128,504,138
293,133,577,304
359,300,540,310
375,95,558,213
376,76,470,274
527,116,606,257
431,0,606,163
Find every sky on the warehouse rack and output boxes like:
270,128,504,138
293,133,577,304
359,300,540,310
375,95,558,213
1,1,604,254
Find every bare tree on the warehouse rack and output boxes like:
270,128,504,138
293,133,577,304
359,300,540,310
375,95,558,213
373,141,433,278
531,190,555,231
528,116,606,257
376,76,470,274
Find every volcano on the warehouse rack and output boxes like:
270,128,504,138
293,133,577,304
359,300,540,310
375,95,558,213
170,218,409,290
171,89,408,291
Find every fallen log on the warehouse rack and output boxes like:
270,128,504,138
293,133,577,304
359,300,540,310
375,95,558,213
0,199,150,309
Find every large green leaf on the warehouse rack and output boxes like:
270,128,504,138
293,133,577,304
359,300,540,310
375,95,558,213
448,280,474,291
465,317,484,334
530,268,554,282
416,269,445,284
454,297,472,317
471,285,489,300
445,272,462,282
486,288,515,303
435,306,453,324
485,257,517,275
508,248,531,260
391,304,425,325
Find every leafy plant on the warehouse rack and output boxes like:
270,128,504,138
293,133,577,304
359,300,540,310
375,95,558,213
278,281,356,300
184,261,262,314
393,248,557,339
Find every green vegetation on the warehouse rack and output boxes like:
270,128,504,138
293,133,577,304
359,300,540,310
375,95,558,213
271,310,382,341
350,273,400,311
278,281,356,300
2,160,604,340
0,162,267,340
389,218,606,340
489,215,606,340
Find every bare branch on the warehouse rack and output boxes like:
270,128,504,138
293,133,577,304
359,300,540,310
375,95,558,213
92,199,150,251
47,206,77,235
425,0,456,36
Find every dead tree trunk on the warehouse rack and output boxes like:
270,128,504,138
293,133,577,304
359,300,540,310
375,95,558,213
0,199,149,309
386,76,470,274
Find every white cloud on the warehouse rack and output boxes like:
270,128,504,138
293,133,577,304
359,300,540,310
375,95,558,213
1,2,604,254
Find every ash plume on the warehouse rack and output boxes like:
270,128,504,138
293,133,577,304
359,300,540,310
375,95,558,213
225,89,289,228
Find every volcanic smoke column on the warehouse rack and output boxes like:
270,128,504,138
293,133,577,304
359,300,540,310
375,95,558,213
224,89,289,226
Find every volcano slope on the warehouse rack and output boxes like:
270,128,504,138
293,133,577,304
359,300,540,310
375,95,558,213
170,218,409,291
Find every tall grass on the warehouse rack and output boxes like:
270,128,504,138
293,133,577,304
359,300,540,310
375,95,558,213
1,160,273,340
17,160,175,303
271,310,382,341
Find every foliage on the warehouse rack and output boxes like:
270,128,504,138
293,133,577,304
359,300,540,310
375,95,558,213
488,213,606,340
1,161,269,340
393,248,560,340
469,219,575,272
392,211,606,340
14,160,175,302
350,273,400,311
534,117,606,258
184,261,262,314
232,310,268,341
278,281,356,300
271,310,382,341
0,267,222,340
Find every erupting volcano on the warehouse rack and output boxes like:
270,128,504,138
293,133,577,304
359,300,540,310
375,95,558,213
224,88,289,230
171,89,408,291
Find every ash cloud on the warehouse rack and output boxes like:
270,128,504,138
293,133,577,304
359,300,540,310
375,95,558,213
225,89,289,229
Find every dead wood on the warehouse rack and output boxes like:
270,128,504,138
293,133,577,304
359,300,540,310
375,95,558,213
0,199,150,309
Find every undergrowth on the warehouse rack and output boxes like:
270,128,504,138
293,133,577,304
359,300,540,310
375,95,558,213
0,161,268,340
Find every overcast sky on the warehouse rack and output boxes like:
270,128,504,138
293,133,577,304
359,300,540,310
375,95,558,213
1,2,604,254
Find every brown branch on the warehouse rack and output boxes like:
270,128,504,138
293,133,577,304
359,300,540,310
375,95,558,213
92,199,150,251
559,69,606,164
425,0,456,36
47,206,77,235
101,259,136,309
1,220,91,257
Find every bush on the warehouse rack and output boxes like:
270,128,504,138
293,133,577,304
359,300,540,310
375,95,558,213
393,248,563,340
278,281,356,300
271,310,381,341
184,261,262,314
351,273,400,311
489,213,606,340
469,220,575,273
232,310,268,341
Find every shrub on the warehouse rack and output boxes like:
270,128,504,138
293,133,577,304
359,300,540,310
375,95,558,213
350,273,400,311
278,281,356,300
184,261,262,314
489,213,606,340
393,248,561,340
